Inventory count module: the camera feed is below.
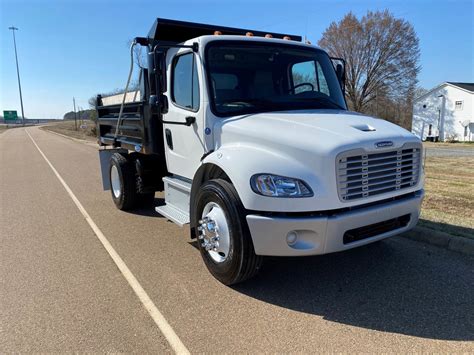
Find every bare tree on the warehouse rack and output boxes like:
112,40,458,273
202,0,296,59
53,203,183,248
318,10,420,114
414,86,429,100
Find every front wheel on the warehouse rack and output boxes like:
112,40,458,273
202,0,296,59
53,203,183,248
195,179,263,285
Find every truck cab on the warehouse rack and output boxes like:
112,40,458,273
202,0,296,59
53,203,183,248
96,19,424,285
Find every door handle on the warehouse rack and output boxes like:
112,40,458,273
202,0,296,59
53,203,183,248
165,128,173,150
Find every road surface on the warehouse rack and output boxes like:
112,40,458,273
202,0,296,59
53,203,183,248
1,127,473,352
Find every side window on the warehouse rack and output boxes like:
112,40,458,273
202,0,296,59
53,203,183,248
291,60,330,96
172,53,200,111
292,61,317,94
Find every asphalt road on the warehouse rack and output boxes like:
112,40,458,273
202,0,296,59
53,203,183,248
1,126,473,353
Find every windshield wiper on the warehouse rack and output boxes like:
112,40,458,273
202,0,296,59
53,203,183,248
292,97,346,110
220,98,276,107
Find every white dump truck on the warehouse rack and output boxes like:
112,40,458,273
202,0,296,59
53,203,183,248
96,18,424,285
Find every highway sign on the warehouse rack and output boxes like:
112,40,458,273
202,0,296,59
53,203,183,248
4,110,18,120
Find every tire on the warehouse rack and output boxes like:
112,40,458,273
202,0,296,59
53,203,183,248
136,176,155,207
109,153,139,210
195,179,263,285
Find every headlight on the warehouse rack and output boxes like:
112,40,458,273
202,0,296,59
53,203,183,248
250,174,313,198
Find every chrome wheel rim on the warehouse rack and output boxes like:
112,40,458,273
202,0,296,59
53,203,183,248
111,165,121,198
199,202,230,263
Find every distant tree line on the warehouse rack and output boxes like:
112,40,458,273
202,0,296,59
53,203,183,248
63,109,97,121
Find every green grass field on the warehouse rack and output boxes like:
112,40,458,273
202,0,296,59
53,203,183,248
420,154,474,239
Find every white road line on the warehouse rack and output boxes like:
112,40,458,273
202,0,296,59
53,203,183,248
26,129,190,355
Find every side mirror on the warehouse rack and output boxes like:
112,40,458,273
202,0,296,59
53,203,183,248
336,64,343,82
331,57,346,96
147,49,167,95
154,50,167,93
147,51,158,95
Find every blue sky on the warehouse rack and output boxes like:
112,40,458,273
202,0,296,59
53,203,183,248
1,0,473,118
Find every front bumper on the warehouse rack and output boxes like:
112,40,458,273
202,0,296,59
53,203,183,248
246,190,424,256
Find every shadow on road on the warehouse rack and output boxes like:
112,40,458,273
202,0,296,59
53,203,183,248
123,198,165,217
233,238,474,341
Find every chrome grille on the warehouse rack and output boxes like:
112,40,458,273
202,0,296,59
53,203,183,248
337,145,421,202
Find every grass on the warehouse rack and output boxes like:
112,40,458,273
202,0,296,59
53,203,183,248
420,155,474,239
41,120,97,142
0,124,36,134
423,141,474,148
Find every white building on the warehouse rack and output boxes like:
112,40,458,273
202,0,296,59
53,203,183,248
412,82,474,141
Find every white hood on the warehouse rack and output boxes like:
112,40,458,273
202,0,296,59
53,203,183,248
215,109,419,155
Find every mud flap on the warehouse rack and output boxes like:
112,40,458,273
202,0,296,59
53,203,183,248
98,148,127,190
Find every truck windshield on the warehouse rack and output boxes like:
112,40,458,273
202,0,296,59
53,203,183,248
206,41,347,117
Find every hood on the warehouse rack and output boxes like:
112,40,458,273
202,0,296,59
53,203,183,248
215,109,419,155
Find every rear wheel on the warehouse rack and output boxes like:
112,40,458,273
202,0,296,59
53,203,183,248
195,179,262,285
136,176,155,207
109,153,139,210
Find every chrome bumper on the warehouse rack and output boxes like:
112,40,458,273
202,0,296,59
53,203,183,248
246,190,424,256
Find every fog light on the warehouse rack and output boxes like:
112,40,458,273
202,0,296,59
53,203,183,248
286,231,298,246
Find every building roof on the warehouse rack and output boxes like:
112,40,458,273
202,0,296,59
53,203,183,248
447,82,474,93
415,81,474,101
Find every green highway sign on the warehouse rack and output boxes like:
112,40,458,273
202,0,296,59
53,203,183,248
3,110,18,120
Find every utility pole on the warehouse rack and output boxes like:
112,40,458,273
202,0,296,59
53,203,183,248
437,94,446,142
8,26,25,125
73,97,78,130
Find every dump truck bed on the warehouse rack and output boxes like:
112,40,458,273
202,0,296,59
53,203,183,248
96,90,164,155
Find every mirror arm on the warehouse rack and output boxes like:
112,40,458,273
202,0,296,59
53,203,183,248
160,116,195,126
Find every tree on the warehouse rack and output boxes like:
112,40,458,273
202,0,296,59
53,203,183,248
414,86,429,100
318,10,420,116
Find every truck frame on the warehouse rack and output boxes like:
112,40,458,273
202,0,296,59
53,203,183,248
96,18,424,285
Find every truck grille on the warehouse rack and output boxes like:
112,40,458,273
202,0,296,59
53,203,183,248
337,144,421,202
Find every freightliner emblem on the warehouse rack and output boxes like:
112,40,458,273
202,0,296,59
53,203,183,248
375,141,394,148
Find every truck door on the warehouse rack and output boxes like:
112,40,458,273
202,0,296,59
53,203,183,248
163,48,205,179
